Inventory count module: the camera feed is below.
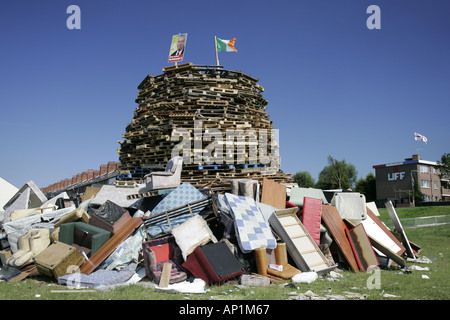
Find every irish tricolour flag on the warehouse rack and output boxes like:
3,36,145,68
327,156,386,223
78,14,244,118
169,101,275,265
216,37,238,52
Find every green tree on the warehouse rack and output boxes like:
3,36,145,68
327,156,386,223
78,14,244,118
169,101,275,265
293,171,316,188
355,172,376,202
316,156,358,190
435,153,450,177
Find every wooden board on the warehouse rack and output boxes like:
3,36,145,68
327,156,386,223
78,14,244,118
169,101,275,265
363,208,406,256
269,208,335,275
345,224,379,272
158,263,172,288
321,205,359,273
385,201,416,258
79,218,143,274
261,178,286,209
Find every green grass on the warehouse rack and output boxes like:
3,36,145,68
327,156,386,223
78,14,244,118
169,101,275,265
377,205,450,221
1,209,449,301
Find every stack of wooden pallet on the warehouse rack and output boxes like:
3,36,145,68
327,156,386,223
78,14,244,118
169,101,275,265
118,63,290,187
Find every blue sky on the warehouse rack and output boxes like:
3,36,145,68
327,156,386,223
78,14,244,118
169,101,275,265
1,0,449,189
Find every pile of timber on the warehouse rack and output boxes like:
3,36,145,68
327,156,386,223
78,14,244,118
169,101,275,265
117,63,291,187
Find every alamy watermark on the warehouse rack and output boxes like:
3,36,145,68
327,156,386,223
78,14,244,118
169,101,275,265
170,120,280,170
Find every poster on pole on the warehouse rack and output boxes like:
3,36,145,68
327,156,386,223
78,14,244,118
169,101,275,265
168,33,187,63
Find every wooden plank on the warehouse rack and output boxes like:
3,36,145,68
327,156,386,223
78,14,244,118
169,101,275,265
321,205,360,273
158,263,172,288
345,224,379,272
364,208,406,256
79,218,143,275
385,201,416,258
261,178,286,209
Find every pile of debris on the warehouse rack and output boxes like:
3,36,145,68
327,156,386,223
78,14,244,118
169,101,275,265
0,173,421,291
117,63,289,188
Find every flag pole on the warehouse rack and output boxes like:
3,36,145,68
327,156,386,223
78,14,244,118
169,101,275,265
214,36,219,66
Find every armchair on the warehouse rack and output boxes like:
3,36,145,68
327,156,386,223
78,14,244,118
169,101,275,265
144,156,183,191
142,236,187,285
59,222,111,257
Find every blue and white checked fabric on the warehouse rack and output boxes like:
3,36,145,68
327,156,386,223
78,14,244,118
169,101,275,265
146,182,208,237
224,193,276,253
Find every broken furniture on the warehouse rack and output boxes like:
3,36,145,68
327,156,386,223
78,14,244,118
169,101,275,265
300,197,322,246
51,206,90,242
331,192,367,222
2,180,47,223
3,206,75,253
182,241,244,285
254,242,301,280
142,236,187,285
345,224,379,272
144,182,210,238
33,241,85,279
6,228,50,267
260,178,286,209
79,217,143,275
89,200,132,235
229,179,260,201
224,193,277,253
268,207,336,275
385,201,416,258
144,156,183,191
321,205,360,272
59,222,111,257
288,187,328,208
171,214,217,260
346,207,406,267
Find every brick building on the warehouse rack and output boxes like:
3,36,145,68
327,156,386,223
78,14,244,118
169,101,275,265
373,154,449,206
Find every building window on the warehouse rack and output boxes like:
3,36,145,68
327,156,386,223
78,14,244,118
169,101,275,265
434,181,438,189
420,165,429,173
421,180,430,188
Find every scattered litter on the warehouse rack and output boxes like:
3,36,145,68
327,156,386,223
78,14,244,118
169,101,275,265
407,256,433,264
422,275,430,279
155,278,207,294
383,293,401,298
292,272,318,284
343,291,368,300
409,265,430,271
51,290,96,293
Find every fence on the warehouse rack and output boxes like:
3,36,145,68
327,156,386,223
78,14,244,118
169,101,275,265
382,215,450,229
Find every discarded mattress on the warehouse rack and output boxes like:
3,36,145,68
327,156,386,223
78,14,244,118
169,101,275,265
301,197,322,245
58,262,138,288
289,187,328,207
331,192,367,221
224,193,277,253
146,182,208,238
